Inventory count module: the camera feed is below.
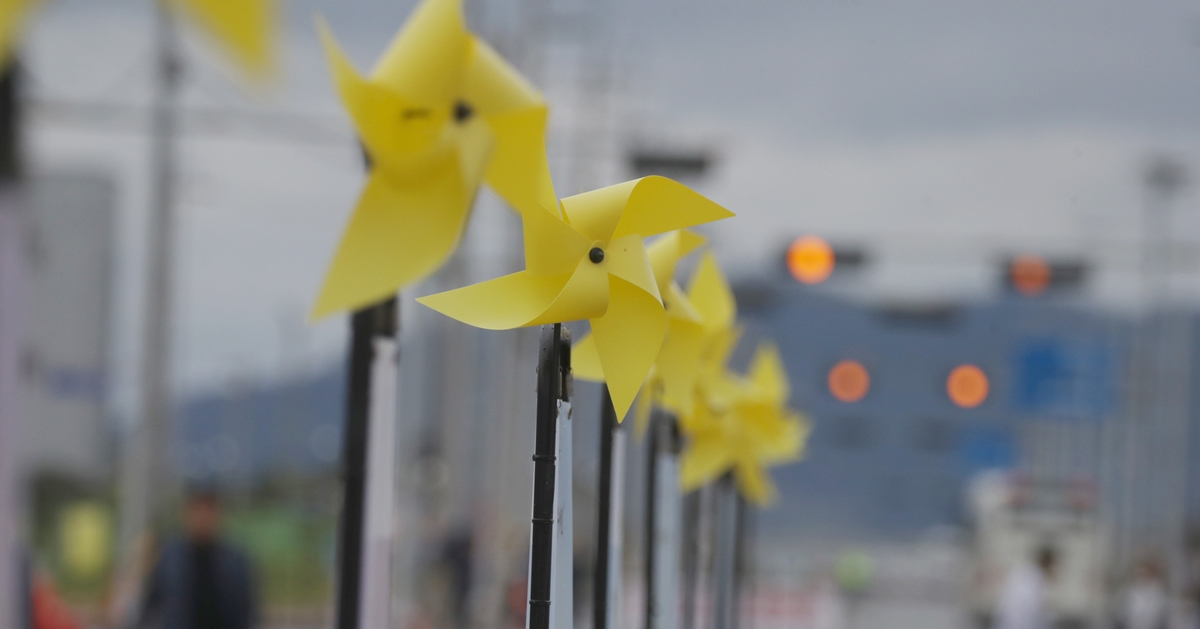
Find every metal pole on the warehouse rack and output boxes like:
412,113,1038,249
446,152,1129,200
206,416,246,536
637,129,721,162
594,388,618,629
528,324,570,629
712,474,736,629
732,495,748,629
0,60,24,629
644,411,659,629
680,490,700,629
652,416,682,629
120,2,181,558
335,298,398,629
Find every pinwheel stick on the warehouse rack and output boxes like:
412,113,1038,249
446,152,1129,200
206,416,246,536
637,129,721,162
594,387,625,629
681,490,701,629
645,410,683,629
335,297,397,629
713,473,738,629
529,323,571,629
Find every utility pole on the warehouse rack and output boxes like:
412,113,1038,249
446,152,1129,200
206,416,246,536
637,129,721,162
119,1,181,564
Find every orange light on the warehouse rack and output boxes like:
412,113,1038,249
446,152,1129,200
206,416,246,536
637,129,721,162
1010,255,1050,296
828,360,870,403
947,364,989,408
787,236,835,284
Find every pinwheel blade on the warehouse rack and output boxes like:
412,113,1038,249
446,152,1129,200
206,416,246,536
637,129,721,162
590,275,668,420
483,107,557,220
317,21,451,164
680,436,735,492
311,167,471,320
418,256,609,330
656,319,706,414
612,176,734,240
749,343,790,403
369,0,467,100
735,460,777,506
171,0,276,78
0,0,38,67
647,230,706,294
689,252,736,332
570,332,604,381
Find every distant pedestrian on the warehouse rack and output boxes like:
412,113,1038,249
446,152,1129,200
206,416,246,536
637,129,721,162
1119,556,1169,629
992,546,1058,629
138,486,258,629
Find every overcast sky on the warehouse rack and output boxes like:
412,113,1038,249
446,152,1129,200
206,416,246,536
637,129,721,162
19,0,1200,421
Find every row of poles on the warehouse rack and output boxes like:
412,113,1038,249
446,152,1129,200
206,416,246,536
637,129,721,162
335,316,754,629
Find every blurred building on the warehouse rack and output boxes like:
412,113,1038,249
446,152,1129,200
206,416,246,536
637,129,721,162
22,170,115,481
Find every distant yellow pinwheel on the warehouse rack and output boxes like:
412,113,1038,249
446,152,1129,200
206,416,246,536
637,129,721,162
0,0,275,75
418,176,734,419
312,0,553,319
680,343,809,505
572,229,706,423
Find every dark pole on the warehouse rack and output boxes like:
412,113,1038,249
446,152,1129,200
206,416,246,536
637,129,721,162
594,387,617,629
732,494,748,629
335,298,397,629
680,482,700,629
529,323,569,629
644,410,660,629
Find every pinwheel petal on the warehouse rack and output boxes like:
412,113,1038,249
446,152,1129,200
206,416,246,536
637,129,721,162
612,176,734,240
452,117,495,191
419,256,608,329
604,235,661,302
172,0,275,77
484,107,557,221
688,252,737,333
590,275,668,420
0,0,38,67
663,282,702,323
369,0,467,101
680,437,735,492
657,318,706,415
569,332,604,381
647,230,706,295
748,343,790,404
318,20,449,162
519,200,591,276
735,460,776,506
463,37,542,113
418,271,570,330
311,167,471,319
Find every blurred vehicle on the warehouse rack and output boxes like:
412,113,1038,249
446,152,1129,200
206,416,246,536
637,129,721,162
969,471,1108,629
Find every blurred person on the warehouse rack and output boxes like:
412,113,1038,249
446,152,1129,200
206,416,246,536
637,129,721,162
992,546,1058,629
21,551,81,629
137,487,257,629
1119,556,1169,629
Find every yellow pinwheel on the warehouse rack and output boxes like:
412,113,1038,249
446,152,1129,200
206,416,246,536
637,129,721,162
0,0,276,75
312,0,553,319
417,176,734,419
572,229,707,424
680,344,809,505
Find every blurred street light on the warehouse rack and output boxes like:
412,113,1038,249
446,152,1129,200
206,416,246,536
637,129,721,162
786,235,835,284
947,364,989,409
827,360,870,403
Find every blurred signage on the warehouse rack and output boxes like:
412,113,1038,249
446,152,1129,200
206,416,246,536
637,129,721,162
959,426,1017,471
1013,338,1112,419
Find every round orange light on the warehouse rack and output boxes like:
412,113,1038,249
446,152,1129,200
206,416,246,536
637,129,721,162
947,364,989,408
828,360,870,403
787,236,835,284
1010,255,1050,296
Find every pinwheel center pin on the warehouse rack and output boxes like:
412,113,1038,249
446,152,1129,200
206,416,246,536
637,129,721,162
453,100,474,123
589,247,605,264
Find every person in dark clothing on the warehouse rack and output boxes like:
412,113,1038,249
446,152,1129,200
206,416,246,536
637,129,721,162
139,488,257,629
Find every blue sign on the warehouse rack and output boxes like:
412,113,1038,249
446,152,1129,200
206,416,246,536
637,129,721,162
1013,338,1113,419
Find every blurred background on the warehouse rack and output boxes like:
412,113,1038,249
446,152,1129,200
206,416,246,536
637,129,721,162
5,0,1200,628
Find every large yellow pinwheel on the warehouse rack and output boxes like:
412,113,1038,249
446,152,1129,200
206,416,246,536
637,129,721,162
572,229,707,423
311,0,553,319
0,0,275,75
680,344,809,505
417,175,733,419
